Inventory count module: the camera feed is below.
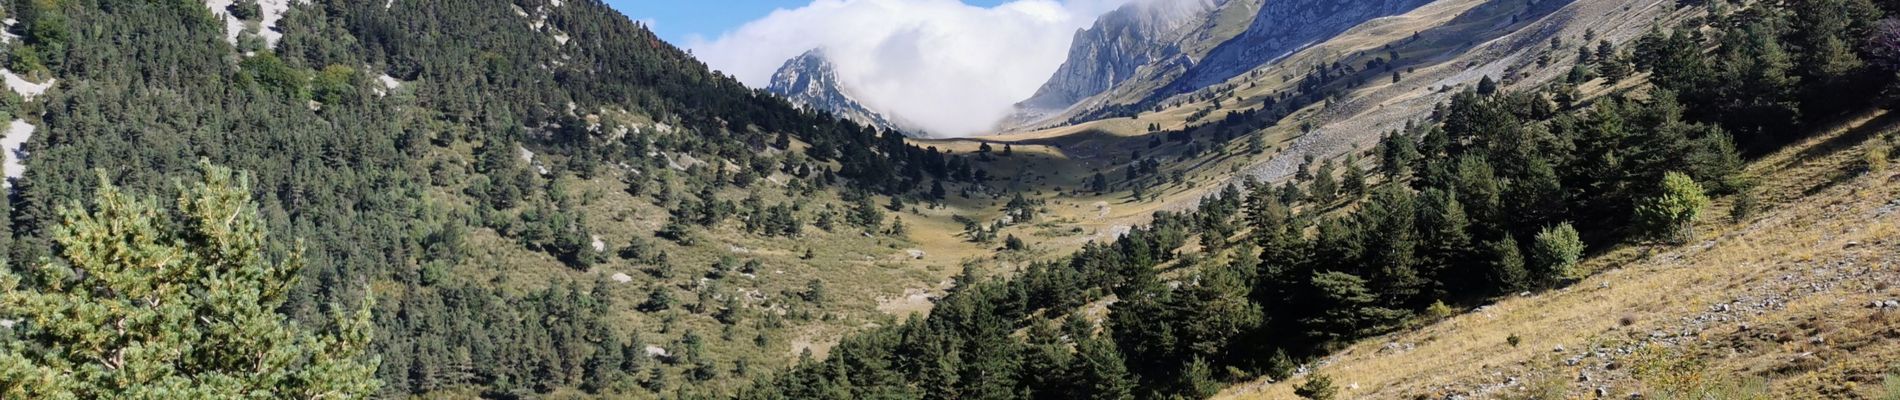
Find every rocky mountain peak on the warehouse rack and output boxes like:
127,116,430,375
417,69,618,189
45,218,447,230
765,48,905,135
1006,0,1221,124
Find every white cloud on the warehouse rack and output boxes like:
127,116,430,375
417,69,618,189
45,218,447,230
688,0,1130,137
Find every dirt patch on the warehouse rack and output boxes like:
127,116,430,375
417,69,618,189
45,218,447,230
788,329,838,360
876,287,939,317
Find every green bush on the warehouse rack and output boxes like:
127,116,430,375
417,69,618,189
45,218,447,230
1635,172,1711,244
1424,300,1457,321
239,52,309,99
1530,222,1585,284
1867,143,1891,173
1730,190,1759,223
1882,373,1900,400
312,64,359,105
1295,373,1337,400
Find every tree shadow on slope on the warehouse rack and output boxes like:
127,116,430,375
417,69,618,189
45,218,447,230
1788,111,1900,197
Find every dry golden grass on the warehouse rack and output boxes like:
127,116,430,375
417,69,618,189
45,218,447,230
1217,110,1900,400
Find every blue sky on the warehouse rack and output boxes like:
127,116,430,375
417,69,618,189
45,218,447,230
607,0,1011,46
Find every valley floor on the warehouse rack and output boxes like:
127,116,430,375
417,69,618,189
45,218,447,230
1218,110,1900,399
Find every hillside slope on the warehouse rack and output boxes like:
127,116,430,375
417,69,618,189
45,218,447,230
1162,0,1431,100
1219,110,1900,399
1000,0,1262,131
1013,0,1436,130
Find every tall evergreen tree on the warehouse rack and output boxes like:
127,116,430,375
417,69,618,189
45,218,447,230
1361,186,1426,307
1069,335,1135,400
1484,236,1529,294
0,164,380,398
1415,189,1475,297
1171,265,1263,363
1790,0,1884,116
1296,271,1406,349
1714,14,1803,142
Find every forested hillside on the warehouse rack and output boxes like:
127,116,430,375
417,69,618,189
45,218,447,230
738,0,1900,399
0,0,989,397
3,0,1899,399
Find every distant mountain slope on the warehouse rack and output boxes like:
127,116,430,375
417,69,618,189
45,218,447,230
997,0,1265,131
1005,0,1222,126
1009,0,1433,129
1159,0,1431,99
766,49,906,135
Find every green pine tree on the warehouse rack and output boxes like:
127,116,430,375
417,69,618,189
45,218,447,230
1485,236,1529,293
1069,335,1135,400
1294,373,1338,400
0,162,380,398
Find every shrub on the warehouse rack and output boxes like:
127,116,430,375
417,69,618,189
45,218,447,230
1004,234,1027,251
311,65,359,105
1635,172,1710,244
1730,190,1759,223
802,279,827,304
1530,222,1585,284
1425,300,1457,321
1486,236,1529,292
1180,358,1221,398
656,219,696,245
1264,349,1296,381
239,52,309,99
639,288,675,312
1295,374,1338,400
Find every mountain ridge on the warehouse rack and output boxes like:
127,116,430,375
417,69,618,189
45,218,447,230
1002,0,1224,129
765,48,910,135
1156,0,1432,101
1005,0,1434,131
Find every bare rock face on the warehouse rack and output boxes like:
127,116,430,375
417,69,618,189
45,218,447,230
1005,0,1428,130
1010,0,1221,121
764,48,905,135
1161,0,1431,97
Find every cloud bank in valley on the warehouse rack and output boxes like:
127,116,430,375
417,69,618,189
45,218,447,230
688,0,1129,137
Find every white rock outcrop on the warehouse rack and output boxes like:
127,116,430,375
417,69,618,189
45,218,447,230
3,70,54,100
3,119,35,188
204,0,297,48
